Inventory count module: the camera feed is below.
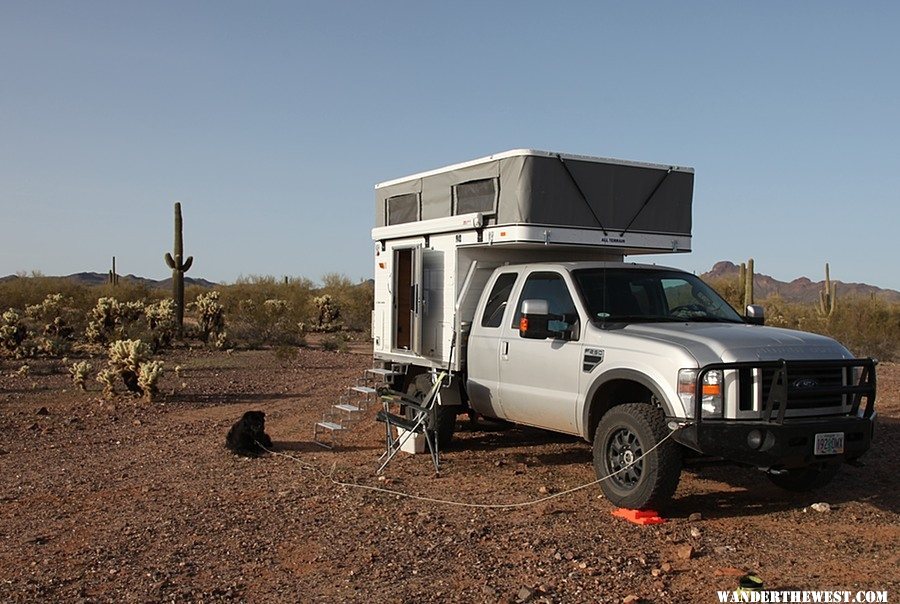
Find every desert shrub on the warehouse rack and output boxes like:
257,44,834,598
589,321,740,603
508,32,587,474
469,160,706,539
220,276,315,346
321,333,348,352
194,291,225,343
705,275,744,312
273,345,300,362
818,297,900,361
69,361,93,390
319,274,373,333
756,294,900,361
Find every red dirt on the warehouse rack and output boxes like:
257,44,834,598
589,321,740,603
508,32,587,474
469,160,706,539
1,348,897,603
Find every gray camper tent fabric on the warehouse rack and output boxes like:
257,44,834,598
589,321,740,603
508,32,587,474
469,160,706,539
375,152,693,237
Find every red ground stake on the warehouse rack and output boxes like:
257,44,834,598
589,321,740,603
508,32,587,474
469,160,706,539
612,508,666,525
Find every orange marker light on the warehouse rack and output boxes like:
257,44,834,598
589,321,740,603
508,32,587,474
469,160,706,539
702,384,721,396
519,317,529,331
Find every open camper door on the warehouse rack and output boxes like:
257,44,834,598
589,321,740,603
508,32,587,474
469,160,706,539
392,245,425,355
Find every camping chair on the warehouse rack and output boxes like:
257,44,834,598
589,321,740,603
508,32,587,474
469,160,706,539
375,371,447,474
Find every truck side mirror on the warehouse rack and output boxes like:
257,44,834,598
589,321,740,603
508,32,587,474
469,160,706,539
519,299,552,339
746,304,765,325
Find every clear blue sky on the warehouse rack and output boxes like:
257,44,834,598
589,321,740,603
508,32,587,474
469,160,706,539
2,1,898,289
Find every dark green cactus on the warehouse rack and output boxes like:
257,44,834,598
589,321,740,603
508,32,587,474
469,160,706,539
164,202,193,338
742,258,755,309
818,262,836,317
108,256,119,286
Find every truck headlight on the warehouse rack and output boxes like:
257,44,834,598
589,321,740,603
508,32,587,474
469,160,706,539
679,369,724,418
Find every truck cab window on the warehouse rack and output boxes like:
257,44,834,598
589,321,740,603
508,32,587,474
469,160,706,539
512,272,579,337
480,273,517,328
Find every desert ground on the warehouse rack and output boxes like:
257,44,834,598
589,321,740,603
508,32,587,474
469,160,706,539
0,346,897,603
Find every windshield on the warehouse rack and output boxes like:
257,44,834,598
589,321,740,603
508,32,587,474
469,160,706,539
572,268,744,324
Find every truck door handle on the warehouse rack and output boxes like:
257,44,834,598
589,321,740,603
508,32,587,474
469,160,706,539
501,341,509,356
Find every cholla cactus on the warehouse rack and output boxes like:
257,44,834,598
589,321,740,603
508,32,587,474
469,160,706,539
119,301,145,324
69,361,93,390
108,339,151,394
0,309,27,352
97,368,116,397
85,298,145,344
213,332,228,350
264,298,291,315
25,293,65,320
195,291,225,343
86,297,118,343
145,299,177,350
312,295,342,332
137,360,164,400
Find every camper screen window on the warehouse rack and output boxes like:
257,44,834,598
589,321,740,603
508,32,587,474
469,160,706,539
386,193,420,225
454,178,497,215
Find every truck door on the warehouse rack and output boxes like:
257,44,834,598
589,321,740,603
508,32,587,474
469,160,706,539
498,271,582,434
466,271,520,419
393,245,424,355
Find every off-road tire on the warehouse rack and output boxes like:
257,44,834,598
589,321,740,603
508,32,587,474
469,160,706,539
593,403,682,510
767,462,840,492
405,374,457,449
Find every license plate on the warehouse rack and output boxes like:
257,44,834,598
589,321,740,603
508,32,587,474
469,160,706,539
814,432,844,456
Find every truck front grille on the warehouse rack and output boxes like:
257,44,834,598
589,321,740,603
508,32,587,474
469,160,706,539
760,365,846,410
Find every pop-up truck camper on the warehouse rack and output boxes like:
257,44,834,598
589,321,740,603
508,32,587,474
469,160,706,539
368,149,875,509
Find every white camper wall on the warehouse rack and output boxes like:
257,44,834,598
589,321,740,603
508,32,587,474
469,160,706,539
373,233,463,369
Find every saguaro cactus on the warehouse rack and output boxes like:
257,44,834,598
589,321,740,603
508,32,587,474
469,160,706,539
108,256,119,286
164,202,193,337
818,262,837,317
742,258,755,309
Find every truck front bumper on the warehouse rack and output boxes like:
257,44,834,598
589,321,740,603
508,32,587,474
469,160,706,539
674,414,875,469
675,357,877,469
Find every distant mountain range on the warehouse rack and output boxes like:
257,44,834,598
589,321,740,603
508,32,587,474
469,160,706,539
0,272,218,290
702,261,900,304
2,265,898,304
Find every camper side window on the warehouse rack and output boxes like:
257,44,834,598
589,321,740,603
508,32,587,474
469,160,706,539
454,178,498,215
386,193,420,225
481,273,517,328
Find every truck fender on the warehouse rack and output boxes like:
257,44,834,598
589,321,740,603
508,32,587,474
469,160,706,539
581,369,677,441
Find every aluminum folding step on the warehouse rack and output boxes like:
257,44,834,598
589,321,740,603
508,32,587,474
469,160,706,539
313,420,346,449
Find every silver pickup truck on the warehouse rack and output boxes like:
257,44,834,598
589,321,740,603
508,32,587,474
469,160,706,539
463,261,876,509
370,150,876,510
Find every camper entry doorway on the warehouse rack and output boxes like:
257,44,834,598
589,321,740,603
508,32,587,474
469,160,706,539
392,246,423,355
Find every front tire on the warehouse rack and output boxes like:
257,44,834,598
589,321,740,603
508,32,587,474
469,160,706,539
767,462,840,492
593,403,681,510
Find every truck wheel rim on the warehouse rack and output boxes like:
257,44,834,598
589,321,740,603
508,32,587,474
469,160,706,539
607,428,643,489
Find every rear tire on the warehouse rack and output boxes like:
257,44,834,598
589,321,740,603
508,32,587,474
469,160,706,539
767,462,840,492
405,374,457,449
593,403,681,510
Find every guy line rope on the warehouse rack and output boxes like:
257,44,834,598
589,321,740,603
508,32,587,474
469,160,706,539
257,424,686,510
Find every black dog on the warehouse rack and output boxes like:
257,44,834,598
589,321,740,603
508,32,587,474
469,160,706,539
225,411,274,457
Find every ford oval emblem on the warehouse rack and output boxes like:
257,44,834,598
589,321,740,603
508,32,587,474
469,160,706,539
793,378,819,389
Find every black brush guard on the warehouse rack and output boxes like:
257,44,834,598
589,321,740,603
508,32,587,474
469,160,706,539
675,358,876,469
